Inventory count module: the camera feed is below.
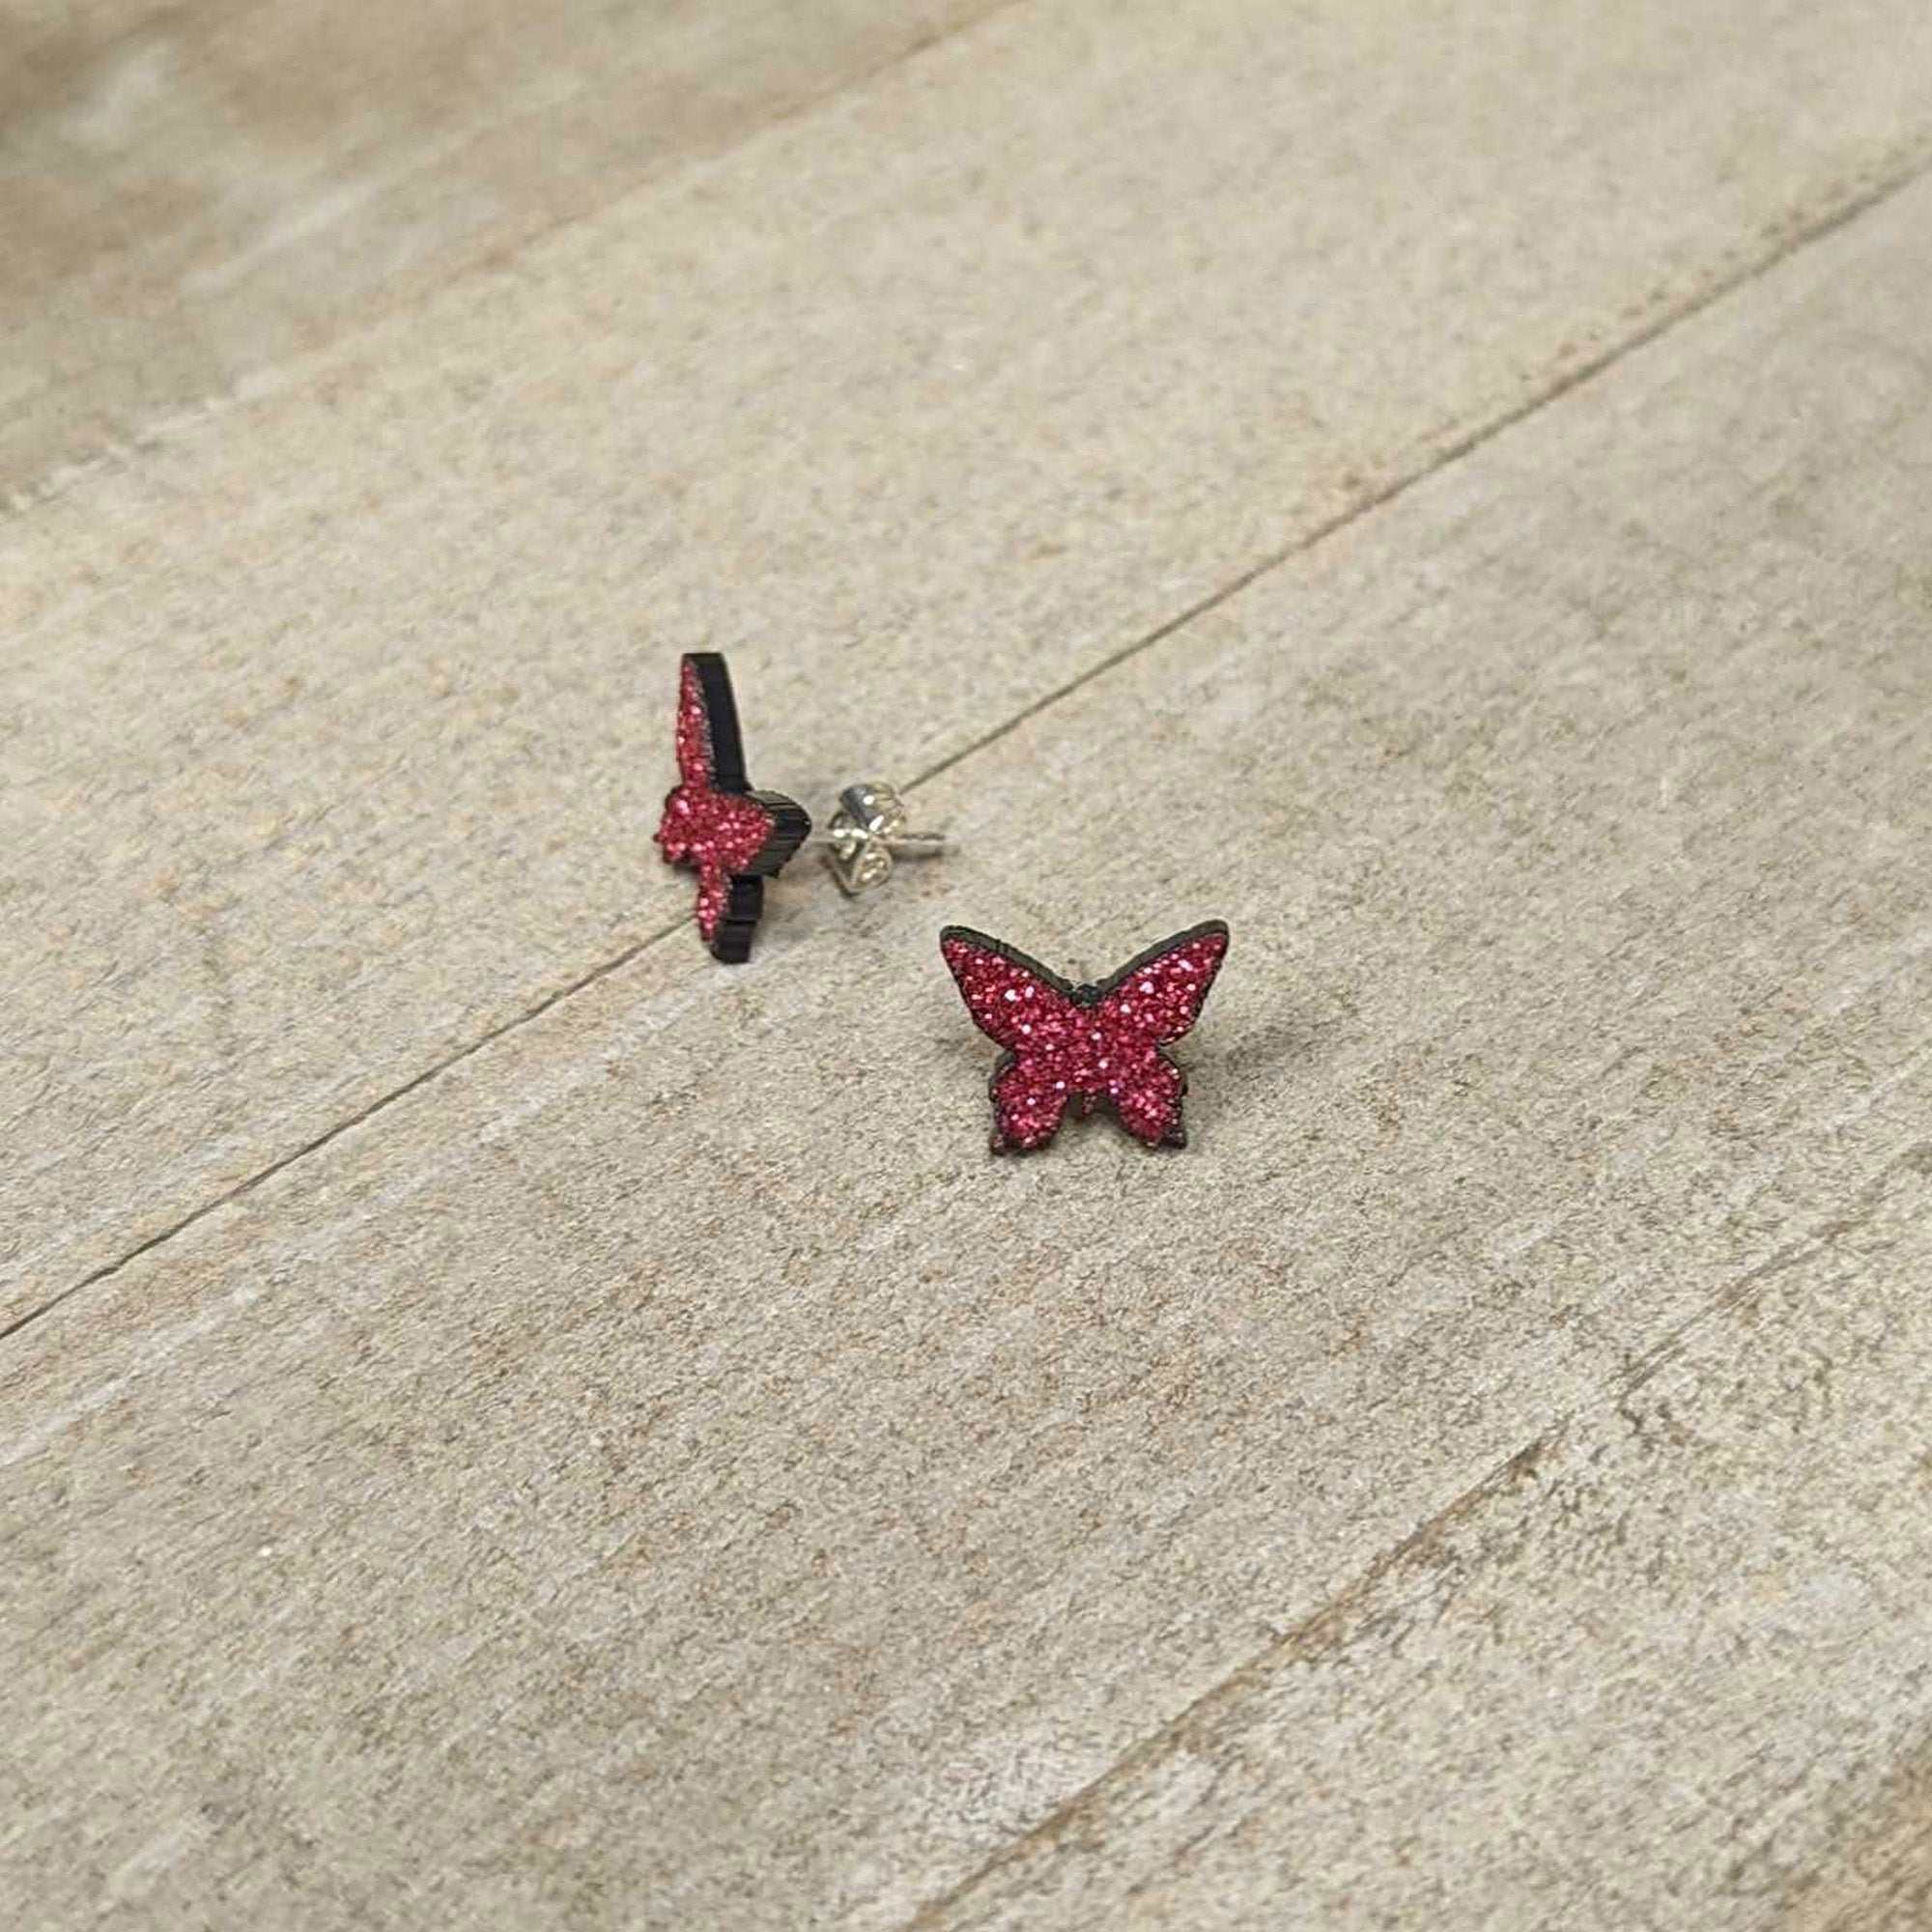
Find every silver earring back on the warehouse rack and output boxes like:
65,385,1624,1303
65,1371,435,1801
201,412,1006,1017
821,781,947,895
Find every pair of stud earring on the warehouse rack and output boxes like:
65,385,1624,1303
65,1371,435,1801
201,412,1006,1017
655,652,1231,1153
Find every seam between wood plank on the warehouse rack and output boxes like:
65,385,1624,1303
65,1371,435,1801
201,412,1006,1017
908,139,1932,795
0,918,684,1344
8,145,1929,1349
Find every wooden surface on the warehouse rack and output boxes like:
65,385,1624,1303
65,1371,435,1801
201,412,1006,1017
0,0,1008,500
5,3,1932,1926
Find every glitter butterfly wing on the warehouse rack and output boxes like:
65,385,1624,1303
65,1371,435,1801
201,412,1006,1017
939,927,1090,1152
1088,921,1231,1148
655,654,810,963
940,921,1231,1151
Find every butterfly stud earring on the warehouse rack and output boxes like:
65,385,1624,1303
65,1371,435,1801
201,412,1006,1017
656,653,810,962
940,922,1231,1151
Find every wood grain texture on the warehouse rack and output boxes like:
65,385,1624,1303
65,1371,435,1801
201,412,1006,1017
8,0,1932,1324
0,0,1009,498
917,1146,1932,1931
1771,1744,1932,1932
6,149,1931,1929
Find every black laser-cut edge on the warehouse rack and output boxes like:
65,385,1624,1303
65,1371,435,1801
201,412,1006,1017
686,651,750,791
667,652,811,965
938,920,1232,1154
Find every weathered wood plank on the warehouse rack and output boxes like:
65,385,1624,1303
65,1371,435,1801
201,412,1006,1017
917,1147,1932,1930
0,0,1008,497
5,158,1930,1930
7,0,1932,1321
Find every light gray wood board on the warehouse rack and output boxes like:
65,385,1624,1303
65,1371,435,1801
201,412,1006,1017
1772,1747,1932,1932
915,1146,1932,1932
7,0,1932,1323
6,164,1930,1931
0,0,1009,498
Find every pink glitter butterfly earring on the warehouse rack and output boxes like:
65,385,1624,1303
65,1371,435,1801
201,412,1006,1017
940,922,1231,1151
656,653,946,962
